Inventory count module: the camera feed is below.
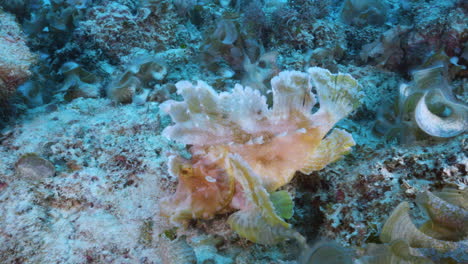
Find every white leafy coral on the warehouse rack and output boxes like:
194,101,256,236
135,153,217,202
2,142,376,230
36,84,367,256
160,67,363,243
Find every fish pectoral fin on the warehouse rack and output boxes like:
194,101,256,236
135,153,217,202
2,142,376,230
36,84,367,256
270,190,294,220
308,67,363,125
300,129,355,174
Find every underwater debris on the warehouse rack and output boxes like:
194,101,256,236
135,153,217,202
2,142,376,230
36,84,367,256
160,67,363,243
0,10,36,100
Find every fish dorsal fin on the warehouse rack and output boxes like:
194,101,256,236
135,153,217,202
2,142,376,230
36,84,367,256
300,129,355,174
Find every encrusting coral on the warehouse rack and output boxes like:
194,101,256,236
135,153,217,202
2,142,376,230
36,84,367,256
160,67,363,244
0,9,36,100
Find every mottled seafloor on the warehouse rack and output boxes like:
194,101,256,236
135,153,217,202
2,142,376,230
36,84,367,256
0,0,467,263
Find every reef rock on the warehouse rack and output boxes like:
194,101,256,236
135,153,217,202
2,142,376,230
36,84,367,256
0,10,36,100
